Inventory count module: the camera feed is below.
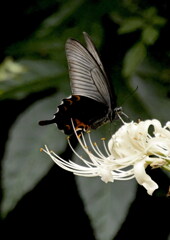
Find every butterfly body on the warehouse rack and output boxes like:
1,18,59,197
39,32,121,135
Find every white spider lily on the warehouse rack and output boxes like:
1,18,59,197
41,119,170,195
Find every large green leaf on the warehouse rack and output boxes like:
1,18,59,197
76,177,136,240
1,93,67,217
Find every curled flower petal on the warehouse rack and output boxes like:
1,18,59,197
134,160,158,195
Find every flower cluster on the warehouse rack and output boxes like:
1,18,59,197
41,119,170,195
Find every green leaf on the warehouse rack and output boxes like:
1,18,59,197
74,145,136,240
122,42,147,77
142,26,159,45
0,59,67,100
152,16,166,26
1,93,67,217
141,7,166,27
118,17,144,34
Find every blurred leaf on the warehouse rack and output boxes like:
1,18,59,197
0,59,67,100
152,16,167,26
122,42,147,77
115,6,166,47
142,7,158,20
36,0,84,38
118,17,144,34
6,37,65,60
160,69,170,83
0,57,27,81
168,233,170,240
1,93,67,217
130,69,170,123
142,26,159,45
74,142,136,240
141,7,166,27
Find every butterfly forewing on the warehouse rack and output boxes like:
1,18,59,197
65,34,114,109
83,32,106,77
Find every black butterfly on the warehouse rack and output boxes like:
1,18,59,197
39,32,122,135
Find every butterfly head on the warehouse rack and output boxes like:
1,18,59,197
114,107,122,115
114,107,129,120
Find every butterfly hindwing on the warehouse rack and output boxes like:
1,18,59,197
54,95,109,135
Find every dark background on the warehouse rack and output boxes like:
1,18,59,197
0,0,170,239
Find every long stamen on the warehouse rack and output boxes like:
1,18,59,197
101,138,110,156
67,137,96,167
44,145,100,175
43,146,78,171
70,119,106,166
87,132,107,159
71,119,92,155
117,112,127,125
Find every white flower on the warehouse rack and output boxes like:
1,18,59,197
41,119,170,195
